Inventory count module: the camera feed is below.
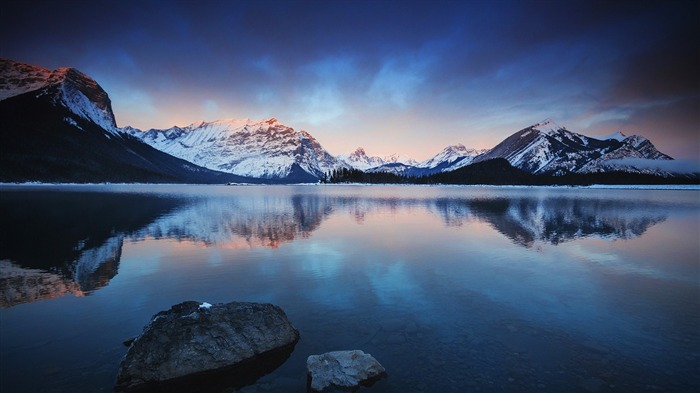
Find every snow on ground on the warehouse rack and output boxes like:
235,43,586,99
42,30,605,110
0,182,697,190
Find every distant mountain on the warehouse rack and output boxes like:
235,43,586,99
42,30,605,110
0,58,256,183
363,144,487,177
338,147,388,171
366,162,418,176
413,144,488,175
364,119,676,178
338,147,419,172
416,144,484,169
126,118,348,181
472,119,674,176
384,153,419,166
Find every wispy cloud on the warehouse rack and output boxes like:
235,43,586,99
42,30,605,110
1,0,697,159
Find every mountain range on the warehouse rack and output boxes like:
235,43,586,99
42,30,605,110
0,58,689,183
123,117,343,182
0,59,259,183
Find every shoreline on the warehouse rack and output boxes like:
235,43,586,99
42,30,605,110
1,182,698,191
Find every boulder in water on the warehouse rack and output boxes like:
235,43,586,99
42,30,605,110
115,300,299,392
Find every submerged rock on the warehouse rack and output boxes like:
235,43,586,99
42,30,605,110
307,350,387,392
115,301,299,392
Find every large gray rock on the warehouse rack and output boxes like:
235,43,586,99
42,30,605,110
307,350,387,392
115,301,299,392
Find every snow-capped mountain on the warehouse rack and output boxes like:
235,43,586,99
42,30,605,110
472,119,673,175
338,147,419,171
126,118,348,181
0,58,253,183
384,153,419,166
0,58,117,132
338,147,388,171
347,121,675,178
366,162,418,176
416,144,488,172
362,144,486,177
0,58,686,183
603,131,627,142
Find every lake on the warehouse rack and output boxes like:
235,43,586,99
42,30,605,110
0,184,698,393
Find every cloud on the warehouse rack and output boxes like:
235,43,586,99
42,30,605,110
577,95,700,160
292,84,346,125
106,88,158,128
202,99,220,120
368,57,428,108
1,0,697,159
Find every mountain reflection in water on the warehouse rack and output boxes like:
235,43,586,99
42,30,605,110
436,197,668,247
0,186,686,307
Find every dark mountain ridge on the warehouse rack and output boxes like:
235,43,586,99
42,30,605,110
0,87,257,183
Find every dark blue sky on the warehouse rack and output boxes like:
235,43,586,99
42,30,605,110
1,0,698,160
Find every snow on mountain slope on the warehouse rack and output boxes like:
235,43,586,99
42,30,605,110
126,118,348,180
361,144,485,177
338,147,387,171
338,147,419,171
577,134,673,174
417,144,487,170
383,153,418,166
473,119,673,175
362,144,487,176
0,58,117,132
365,162,417,175
531,118,562,134
603,131,627,142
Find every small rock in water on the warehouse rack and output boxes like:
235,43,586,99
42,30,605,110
307,350,387,392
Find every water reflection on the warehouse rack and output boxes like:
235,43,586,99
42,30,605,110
0,187,690,307
433,197,668,247
0,191,185,307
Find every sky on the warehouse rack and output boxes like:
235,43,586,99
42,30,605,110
1,0,698,161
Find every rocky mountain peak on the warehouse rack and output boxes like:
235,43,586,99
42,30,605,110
127,116,345,180
351,147,367,157
604,131,627,142
0,58,116,130
0,58,52,100
532,118,563,134
60,67,112,117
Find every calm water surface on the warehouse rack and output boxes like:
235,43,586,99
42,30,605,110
1,184,698,392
